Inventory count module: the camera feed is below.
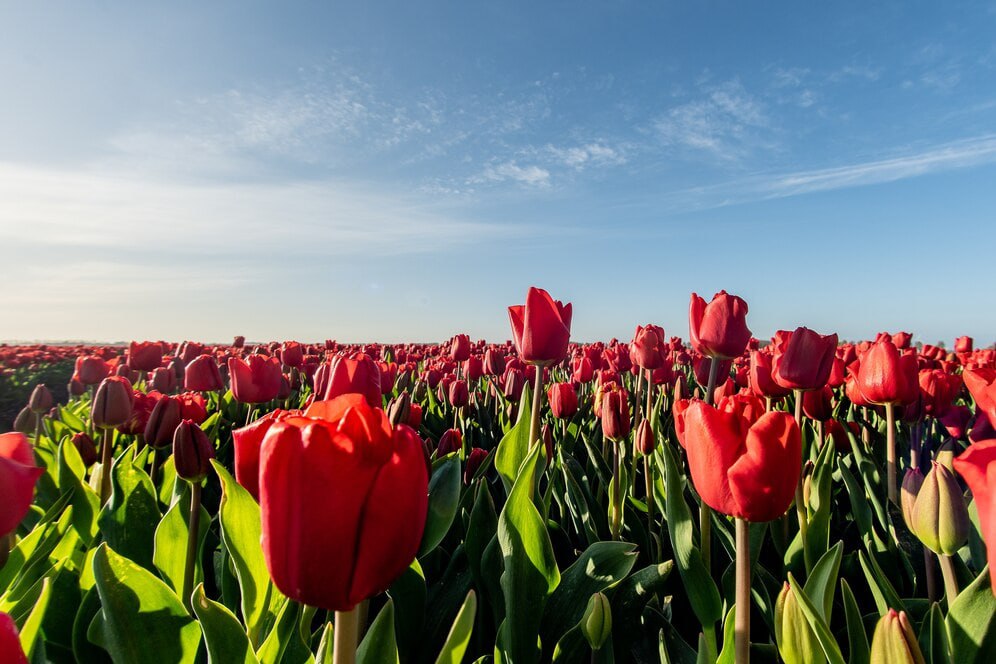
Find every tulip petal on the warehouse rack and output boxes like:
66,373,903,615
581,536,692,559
727,412,801,522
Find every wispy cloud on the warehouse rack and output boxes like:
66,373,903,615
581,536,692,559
471,160,551,187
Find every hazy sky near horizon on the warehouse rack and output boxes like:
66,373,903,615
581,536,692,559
1,2,995,346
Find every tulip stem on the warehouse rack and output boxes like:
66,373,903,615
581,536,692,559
793,391,809,551
735,518,751,664
923,548,938,603
34,416,43,444
611,440,623,541
644,454,655,557
529,367,543,455
333,607,360,664
99,428,114,504
886,403,898,505
182,481,202,612
939,554,960,607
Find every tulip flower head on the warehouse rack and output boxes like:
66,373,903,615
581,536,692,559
688,291,751,360
0,433,44,538
952,437,996,596
508,287,573,366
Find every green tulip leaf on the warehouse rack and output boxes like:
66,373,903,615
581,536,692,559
786,573,846,664
946,566,996,663
419,455,462,556
255,597,314,664
357,599,400,664
192,583,260,664
803,541,842,623
918,602,952,664
16,576,52,660
434,590,477,664
153,483,210,598
97,446,161,572
495,383,534,494
57,438,100,545
841,579,869,664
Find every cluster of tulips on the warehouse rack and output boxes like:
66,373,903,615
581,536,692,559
1,286,995,664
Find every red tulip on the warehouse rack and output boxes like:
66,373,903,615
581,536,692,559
855,341,920,405
465,447,488,484
483,347,506,376
749,351,791,399
940,405,972,440
173,420,215,483
688,291,751,359
572,356,596,383
964,368,996,424
28,384,53,414
802,385,834,422
548,382,579,419
918,369,960,417
75,355,111,385
128,341,163,372
228,355,283,404
450,334,471,362
629,324,668,370
952,437,996,596
600,385,630,441
144,395,183,448
148,367,176,393
91,376,134,429
280,342,305,369
177,392,208,424
233,410,299,500
72,431,98,466
322,354,382,408
683,396,801,522
259,394,428,611
448,380,469,408
185,355,224,392
955,336,974,354
771,327,838,392
437,428,463,456
464,356,484,382
673,397,692,448
0,433,44,537
508,287,573,366
0,612,28,664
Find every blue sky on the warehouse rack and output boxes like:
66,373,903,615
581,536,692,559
1,1,994,345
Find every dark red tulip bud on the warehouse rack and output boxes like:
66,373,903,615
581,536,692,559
465,447,488,484
387,392,412,427
13,407,37,435
464,356,484,381
144,396,183,449
855,340,920,406
448,380,469,408
407,403,423,430
173,420,215,483
450,334,471,362
771,327,838,392
28,384,53,414
503,368,525,401
484,348,506,376
184,354,224,392
280,341,304,369
75,355,111,385
72,432,98,466
600,386,631,442
802,385,834,421
68,378,86,397
954,336,973,354
148,367,176,394
542,423,554,460
548,382,579,419
630,324,668,371
636,419,656,455
437,429,463,456
91,376,134,429
233,335,246,348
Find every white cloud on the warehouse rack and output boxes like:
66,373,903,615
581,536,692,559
546,142,627,170
472,160,551,187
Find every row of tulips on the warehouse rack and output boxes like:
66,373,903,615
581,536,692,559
1,287,995,663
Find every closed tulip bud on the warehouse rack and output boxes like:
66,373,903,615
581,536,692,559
749,350,791,399
114,363,134,379
437,429,463,457
450,334,471,362
955,336,973,353
856,341,920,406
144,396,183,449
484,347,506,376
412,381,428,402
68,378,86,397
581,592,612,651
28,384,53,414
277,374,292,400
228,355,283,404
280,342,304,369
387,393,412,427
775,582,821,664
772,327,839,392
503,368,525,402
635,419,656,455
323,354,382,407
630,324,668,370
802,385,834,421
869,610,925,664
600,386,630,442
148,367,176,394
465,447,488,484
75,355,111,385
935,439,955,472
128,341,163,372
448,380,469,408
13,407,37,435
911,462,969,555
407,403,423,430
548,382,579,419
542,422,554,460
72,432,98,466
688,290,752,360
508,287,573,366
173,421,215,483
91,376,134,429
233,335,245,348
901,469,923,531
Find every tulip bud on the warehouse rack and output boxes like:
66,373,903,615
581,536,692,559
934,439,955,472
407,403,423,430
145,396,183,449
412,381,428,402
600,387,630,442
448,380,469,408
802,460,814,508
387,392,412,428
911,462,969,555
91,377,134,429
580,592,612,651
775,582,821,664
437,429,463,457
465,447,488,484
173,421,215,483
901,469,923,532
869,610,926,664
28,384,53,414
13,406,37,435
72,431,98,466
635,419,656,455
68,378,86,397
541,422,554,460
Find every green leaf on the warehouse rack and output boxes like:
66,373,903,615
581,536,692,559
715,605,737,664
496,443,560,664
153,483,210,598
946,566,996,663
255,598,313,664
97,446,161,571
803,541,842,623
88,543,201,664
192,583,260,664
435,590,477,664
786,573,846,664
919,602,952,664
466,482,498,601
16,576,52,660
542,541,637,643
72,586,110,664
388,559,426,659
659,442,723,629
841,579,869,664
213,460,280,646
495,383,534,494
357,599,400,664
804,437,835,572
57,437,100,544
858,550,904,616
314,623,334,664
419,456,462,556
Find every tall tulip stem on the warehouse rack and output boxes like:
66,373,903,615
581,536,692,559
99,428,114,504
939,554,960,607
735,518,751,664
793,391,809,547
182,481,202,612
611,439,623,541
333,607,360,664
885,403,898,504
529,367,544,454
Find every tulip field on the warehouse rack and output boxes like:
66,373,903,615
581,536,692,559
3,286,996,664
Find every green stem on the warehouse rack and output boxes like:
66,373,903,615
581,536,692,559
333,606,360,664
939,554,960,608
735,518,751,664
529,366,543,453
100,428,114,504
612,440,623,541
182,482,202,611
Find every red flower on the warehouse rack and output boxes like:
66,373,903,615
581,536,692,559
450,334,471,362
629,324,668,370
228,355,283,404
802,385,834,422
91,376,134,429
771,327,838,392
127,341,163,372
233,410,300,500
259,395,428,611
184,355,224,392
964,368,996,424
748,350,791,399
918,369,960,417
683,397,801,522
75,355,111,385
955,336,974,354
600,385,631,441
0,612,28,664
0,433,44,538
952,438,996,596
855,341,920,405
322,354,382,408
508,287,573,366
688,291,751,359
280,342,305,369
548,382,579,419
